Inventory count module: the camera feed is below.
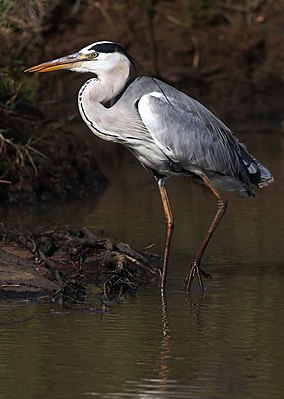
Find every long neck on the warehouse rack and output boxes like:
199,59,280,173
78,62,130,142
81,60,130,104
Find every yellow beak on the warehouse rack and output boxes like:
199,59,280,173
25,52,85,73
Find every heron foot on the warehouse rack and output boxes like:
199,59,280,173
182,261,211,292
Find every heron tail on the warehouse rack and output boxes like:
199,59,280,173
239,143,274,188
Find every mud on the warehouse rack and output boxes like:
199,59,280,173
0,224,161,303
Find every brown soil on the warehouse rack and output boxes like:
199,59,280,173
0,245,58,300
0,224,161,303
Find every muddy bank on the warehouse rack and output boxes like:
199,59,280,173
0,224,161,304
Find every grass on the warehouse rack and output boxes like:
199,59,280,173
0,0,56,184
0,130,48,178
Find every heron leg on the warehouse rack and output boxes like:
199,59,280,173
156,177,174,291
183,174,227,292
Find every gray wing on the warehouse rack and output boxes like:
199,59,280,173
137,88,246,180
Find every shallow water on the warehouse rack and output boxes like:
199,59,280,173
0,127,284,398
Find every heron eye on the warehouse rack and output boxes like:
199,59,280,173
90,52,98,59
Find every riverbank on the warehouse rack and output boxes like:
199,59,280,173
0,224,161,303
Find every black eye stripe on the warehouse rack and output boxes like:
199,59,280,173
89,43,122,53
88,42,134,65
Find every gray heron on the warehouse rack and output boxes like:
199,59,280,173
25,41,274,292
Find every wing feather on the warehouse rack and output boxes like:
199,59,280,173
137,90,245,179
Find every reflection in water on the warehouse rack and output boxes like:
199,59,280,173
0,129,283,399
155,292,206,398
158,291,171,393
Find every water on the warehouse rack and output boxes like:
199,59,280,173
0,127,284,398
1,281,284,399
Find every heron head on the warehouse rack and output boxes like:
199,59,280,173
25,41,133,75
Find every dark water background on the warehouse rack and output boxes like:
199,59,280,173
0,126,283,398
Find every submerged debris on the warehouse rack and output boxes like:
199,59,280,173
52,279,87,308
0,224,161,305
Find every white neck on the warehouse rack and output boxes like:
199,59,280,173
78,58,130,142
81,58,130,104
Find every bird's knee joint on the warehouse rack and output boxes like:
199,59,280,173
218,198,227,210
166,220,174,231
